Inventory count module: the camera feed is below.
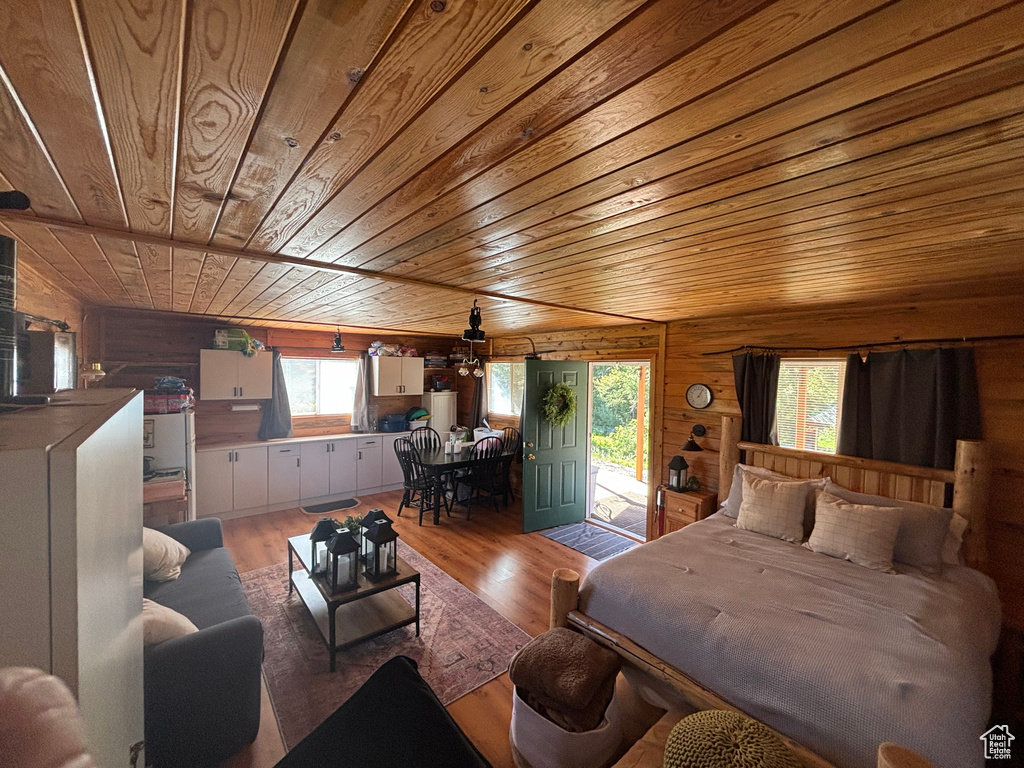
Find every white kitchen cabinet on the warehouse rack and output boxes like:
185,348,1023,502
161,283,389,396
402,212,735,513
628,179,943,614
300,441,331,499
268,446,301,504
356,436,383,488
371,356,424,396
382,435,406,486
328,439,358,496
0,390,144,767
200,349,273,400
196,446,268,515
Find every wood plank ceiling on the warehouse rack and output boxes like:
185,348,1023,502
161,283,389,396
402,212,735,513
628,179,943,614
0,0,1022,336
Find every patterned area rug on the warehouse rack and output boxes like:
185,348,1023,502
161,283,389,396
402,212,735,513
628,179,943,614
540,522,637,560
240,546,530,749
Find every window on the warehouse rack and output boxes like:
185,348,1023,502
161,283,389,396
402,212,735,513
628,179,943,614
775,359,846,454
282,358,358,416
487,362,525,417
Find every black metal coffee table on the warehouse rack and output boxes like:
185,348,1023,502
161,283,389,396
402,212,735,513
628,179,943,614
287,534,420,672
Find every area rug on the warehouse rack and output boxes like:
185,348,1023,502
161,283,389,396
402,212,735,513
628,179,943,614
299,498,359,515
540,522,637,560
240,545,530,748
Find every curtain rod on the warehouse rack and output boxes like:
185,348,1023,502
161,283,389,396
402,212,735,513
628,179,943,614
701,333,1024,356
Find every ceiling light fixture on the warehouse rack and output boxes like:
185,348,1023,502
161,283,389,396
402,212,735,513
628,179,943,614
462,299,485,342
330,329,345,353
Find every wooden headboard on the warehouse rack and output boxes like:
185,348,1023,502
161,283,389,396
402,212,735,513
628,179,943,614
718,415,988,570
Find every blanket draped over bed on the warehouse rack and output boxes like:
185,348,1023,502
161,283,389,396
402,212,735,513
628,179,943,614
577,513,1000,768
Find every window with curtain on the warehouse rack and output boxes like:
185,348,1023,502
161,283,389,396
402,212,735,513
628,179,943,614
775,358,846,454
487,362,525,416
281,358,358,416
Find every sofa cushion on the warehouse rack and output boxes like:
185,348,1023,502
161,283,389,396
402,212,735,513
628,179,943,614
144,547,251,630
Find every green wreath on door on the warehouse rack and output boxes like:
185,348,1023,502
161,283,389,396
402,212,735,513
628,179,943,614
542,382,577,428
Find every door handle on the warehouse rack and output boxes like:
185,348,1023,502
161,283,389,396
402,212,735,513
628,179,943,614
527,453,535,461
358,451,362,460
297,458,300,468
234,452,239,461
233,386,238,397
526,441,534,448
239,386,243,397
228,452,233,462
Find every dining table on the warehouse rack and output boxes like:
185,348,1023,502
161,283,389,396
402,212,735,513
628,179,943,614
414,445,479,525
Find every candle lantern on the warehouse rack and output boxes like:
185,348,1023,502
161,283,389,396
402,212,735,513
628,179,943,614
667,455,688,492
325,531,360,592
309,518,337,575
359,509,392,564
363,520,398,580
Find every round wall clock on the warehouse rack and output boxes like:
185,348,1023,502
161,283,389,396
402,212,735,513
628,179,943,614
685,383,714,409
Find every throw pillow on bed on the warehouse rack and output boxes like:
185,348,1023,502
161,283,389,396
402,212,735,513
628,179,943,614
142,599,198,645
735,474,810,543
805,491,901,572
822,481,953,574
143,527,191,581
722,463,825,536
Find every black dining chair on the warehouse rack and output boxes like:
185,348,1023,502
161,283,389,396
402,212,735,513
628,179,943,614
499,426,521,505
394,437,447,525
454,437,505,519
409,426,442,451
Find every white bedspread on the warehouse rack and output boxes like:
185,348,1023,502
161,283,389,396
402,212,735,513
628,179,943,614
577,512,1000,768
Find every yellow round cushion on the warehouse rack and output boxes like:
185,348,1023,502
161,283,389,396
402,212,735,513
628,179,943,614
663,710,802,768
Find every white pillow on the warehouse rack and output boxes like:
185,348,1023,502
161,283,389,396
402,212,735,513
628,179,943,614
722,463,825,534
142,599,198,645
822,481,952,574
735,474,810,543
943,513,969,566
805,491,901,573
143,528,191,582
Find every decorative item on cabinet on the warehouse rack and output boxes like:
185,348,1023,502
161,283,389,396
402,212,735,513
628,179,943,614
667,455,688,492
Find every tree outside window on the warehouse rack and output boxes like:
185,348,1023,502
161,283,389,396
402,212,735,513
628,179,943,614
282,358,358,416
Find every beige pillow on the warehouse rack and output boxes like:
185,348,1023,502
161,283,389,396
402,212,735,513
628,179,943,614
142,599,198,645
735,474,810,543
805,491,901,572
143,527,190,581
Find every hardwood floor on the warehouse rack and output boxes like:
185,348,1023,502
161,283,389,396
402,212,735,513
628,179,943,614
219,490,598,768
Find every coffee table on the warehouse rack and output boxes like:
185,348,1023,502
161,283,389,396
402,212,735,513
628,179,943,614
287,534,420,672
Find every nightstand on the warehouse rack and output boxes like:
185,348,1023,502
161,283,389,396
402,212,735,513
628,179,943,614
660,488,717,535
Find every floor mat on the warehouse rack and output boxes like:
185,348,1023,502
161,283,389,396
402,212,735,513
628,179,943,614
539,522,637,561
300,498,360,515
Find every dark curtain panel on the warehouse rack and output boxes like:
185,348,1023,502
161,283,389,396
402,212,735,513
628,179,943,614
837,348,981,470
258,350,293,440
470,357,489,428
732,352,781,444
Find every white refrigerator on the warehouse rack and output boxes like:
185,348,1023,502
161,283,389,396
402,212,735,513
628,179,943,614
422,391,458,433
145,410,197,520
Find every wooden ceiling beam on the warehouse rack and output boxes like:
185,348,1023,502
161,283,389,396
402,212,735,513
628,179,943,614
0,211,651,324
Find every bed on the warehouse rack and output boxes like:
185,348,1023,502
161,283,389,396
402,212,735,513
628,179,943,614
551,416,999,768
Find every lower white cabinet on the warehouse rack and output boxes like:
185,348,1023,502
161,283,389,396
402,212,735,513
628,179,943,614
268,446,301,504
356,436,383,488
328,439,358,496
196,446,268,516
300,441,331,499
383,435,405,486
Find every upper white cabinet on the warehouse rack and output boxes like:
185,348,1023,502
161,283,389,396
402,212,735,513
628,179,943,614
372,356,423,396
200,349,273,400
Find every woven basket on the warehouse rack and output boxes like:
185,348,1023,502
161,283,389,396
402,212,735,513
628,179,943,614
663,710,801,768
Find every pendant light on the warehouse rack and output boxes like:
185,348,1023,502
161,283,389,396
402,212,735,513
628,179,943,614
330,328,345,353
458,299,486,376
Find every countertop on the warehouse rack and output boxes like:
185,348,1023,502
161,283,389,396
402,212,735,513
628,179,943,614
196,430,412,452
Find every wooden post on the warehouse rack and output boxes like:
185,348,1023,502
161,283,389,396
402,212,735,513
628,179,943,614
953,439,988,571
720,415,742,501
635,365,646,481
550,568,580,630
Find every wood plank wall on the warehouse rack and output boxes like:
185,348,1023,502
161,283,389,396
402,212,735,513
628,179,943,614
83,308,462,445
14,258,85,361
659,294,1024,629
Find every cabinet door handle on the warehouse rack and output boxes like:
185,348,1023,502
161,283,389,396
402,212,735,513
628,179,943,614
234,452,239,462
239,386,243,397
233,386,238,397
228,452,233,463
296,458,301,468
358,451,362,460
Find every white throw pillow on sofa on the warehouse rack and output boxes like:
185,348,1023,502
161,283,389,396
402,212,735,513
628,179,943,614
143,527,191,582
143,599,198,645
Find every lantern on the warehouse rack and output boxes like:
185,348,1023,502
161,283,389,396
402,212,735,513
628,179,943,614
325,531,360,592
667,455,688,492
359,509,392,564
363,520,398,580
309,518,337,575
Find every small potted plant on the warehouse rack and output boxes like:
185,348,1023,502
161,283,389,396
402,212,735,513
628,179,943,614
341,515,364,547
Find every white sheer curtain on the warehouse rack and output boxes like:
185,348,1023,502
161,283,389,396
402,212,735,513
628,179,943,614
351,352,371,432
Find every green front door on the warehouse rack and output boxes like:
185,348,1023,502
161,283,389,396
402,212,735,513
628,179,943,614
521,360,589,533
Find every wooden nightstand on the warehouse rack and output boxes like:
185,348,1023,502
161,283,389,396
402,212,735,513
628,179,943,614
660,488,717,535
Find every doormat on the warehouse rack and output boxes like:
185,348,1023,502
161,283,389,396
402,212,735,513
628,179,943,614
540,522,637,561
240,545,530,749
300,498,359,516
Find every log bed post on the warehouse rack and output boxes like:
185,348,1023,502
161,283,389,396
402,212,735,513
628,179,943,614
719,415,742,502
953,439,988,571
550,569,580,630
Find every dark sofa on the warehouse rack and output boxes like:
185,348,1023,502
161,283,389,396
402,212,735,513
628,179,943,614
144,518,263,768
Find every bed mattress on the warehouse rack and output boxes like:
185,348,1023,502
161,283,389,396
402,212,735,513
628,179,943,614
577,512,1000,768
